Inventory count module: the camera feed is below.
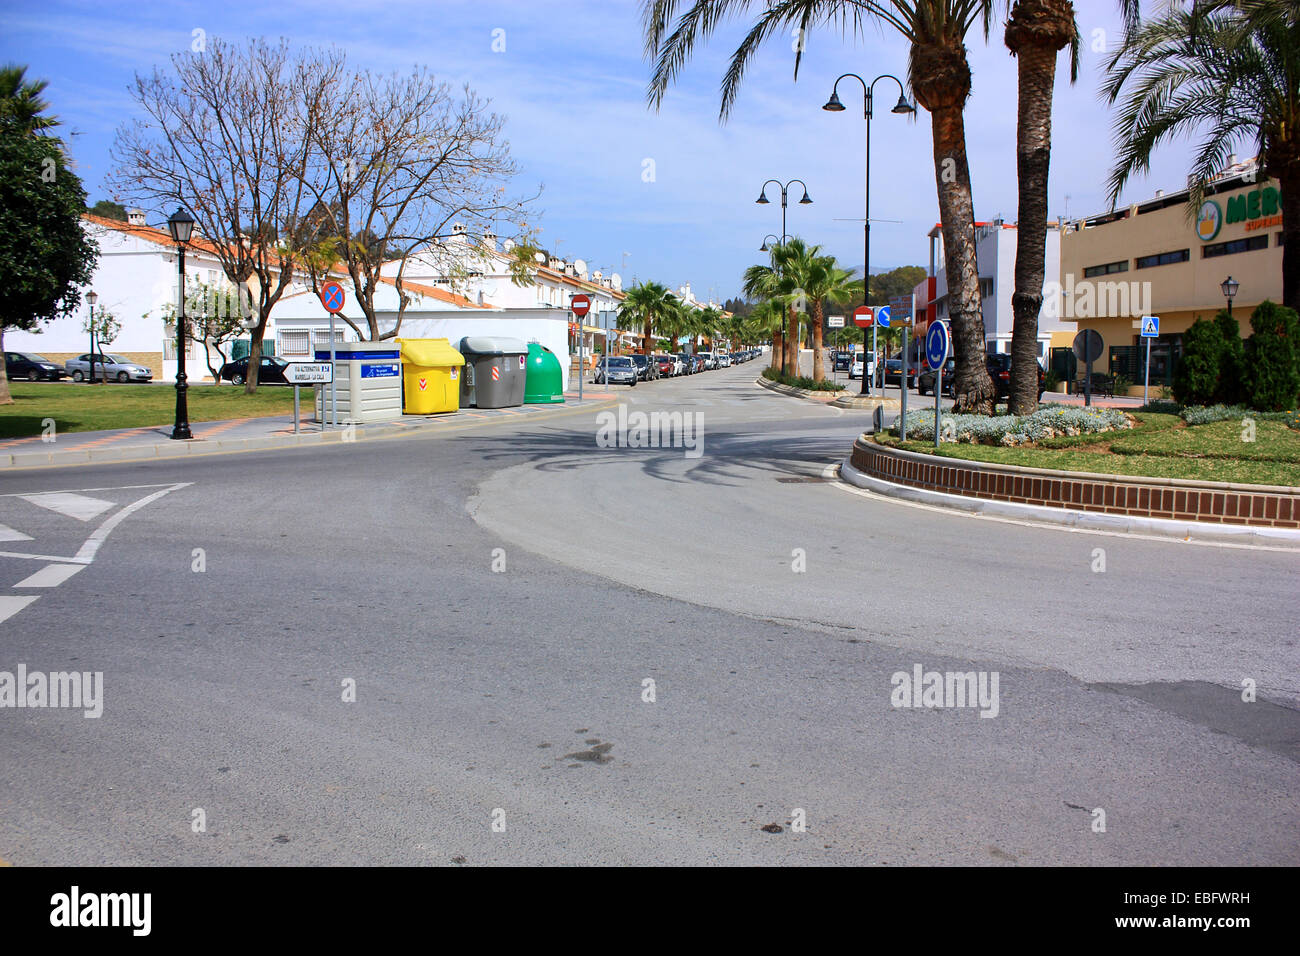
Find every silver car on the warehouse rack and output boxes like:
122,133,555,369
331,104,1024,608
66,353,153,383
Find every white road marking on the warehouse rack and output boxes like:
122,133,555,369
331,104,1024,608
14,563,85,588
0,595,39,625
73,483,189,563
18,492,115,522
0,524,33,542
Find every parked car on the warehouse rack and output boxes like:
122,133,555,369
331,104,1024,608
696,351,715,370
917,354,1045,400
654,354,678,377
916,358,956,396
717,352,732,368
218,355,291,385
630,353,657,381
66,353,153,383
985,353,1045,401
874,358,917,389
848,352,875,381
594,355,637,386
5,351,66,381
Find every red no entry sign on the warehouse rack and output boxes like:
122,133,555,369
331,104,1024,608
854,306,874,328
320,281,346,313
571,294,591,317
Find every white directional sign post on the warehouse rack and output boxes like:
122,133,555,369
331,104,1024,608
1140,315,1159,406
284,363,334,434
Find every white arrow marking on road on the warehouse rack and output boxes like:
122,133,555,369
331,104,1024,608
18,492,115,522
14,563,85,588
0,595,39,625
0,523,33,542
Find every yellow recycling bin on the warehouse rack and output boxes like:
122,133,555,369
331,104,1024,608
399,338,465,414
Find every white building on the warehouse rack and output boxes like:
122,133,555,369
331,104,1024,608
928,220,1072,360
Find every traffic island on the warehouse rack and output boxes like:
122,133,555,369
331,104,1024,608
839,434,1300,543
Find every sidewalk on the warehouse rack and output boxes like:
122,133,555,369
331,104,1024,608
1,390,616,469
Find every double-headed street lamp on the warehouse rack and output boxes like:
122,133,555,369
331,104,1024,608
756,180,812,370
1221,275,1239,317
167,206,196,440
759,233,791,253
823,73,915,394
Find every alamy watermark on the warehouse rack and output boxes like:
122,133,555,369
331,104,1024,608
596,404,703,459
0,664,103,718
1042,274,1153,320
891,664,1000,718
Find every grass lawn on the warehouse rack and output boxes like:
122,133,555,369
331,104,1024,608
883,412,1300,487
0,382,300,439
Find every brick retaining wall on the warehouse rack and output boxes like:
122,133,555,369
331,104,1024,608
850,438,1300,528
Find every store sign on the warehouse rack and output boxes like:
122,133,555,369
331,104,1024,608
1199,184,1285,241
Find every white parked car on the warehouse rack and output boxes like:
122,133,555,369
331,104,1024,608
849,354,875,381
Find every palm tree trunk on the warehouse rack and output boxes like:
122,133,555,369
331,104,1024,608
1007,0,1073,416
785,305,797,377
930,101,995,413
1009,44,1056,415
772,328,784,371
1282,166,1300,311
811,299,825,381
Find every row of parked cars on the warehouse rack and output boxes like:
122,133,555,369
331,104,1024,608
5,351,153,383
594,349,761,385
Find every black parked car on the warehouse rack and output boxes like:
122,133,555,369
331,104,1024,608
918,354,1044,400
5,351,66,381
629,353,658,381
219,355,291,385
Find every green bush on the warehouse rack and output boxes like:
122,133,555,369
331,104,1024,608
1214,309,1246,405
1172,317,1223,406
1243,300,1300,412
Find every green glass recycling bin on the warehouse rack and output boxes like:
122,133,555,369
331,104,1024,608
524,342,565,404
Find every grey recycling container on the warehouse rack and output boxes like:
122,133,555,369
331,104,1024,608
458,336,528,408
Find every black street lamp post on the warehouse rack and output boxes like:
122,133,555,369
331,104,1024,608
756,180,812,372
85,290,98,385
1221,275,1239,318
824,73,915,394
167,207,195,439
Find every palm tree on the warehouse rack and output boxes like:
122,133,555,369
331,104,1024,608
618,280,676,354
1104,3,1300,309
800,255,861,381
743,245,802,372
0,65,59,135
1004,1,1079,415
643,0,999,410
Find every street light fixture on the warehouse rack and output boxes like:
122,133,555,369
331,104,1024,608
759,233,789,253
1221,275,1239,317
167,206,195,440
86,291,98,385
823,72,915,395
755,180,812,372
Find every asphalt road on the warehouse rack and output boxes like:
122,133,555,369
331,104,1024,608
0,357,1296,865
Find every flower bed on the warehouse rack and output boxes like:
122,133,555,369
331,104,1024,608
893,404,1135,446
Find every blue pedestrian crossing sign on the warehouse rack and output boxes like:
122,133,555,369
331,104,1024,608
877,305,892,329
1141,315,1159,338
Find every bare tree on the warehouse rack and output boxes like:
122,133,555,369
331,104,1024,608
295,65,534,339
110,38,336,391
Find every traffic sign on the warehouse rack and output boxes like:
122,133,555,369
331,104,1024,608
853,306,874,328
925,321,950,371
283,362,334,385
888,295,914,322
1072,328,1104,363
320,281,346,314
571,294,591,317
877,305,892,329
1141,315,1159,338
827,315,845,329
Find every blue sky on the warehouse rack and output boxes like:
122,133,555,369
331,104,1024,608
2,0,1202,300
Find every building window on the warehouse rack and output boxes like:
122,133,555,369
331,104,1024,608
979,278,993,298
1135,249,1190,269
1278,232,1285,246
312,330,345,350
1201,235,1268,258
278,330,311,356
1083,260,1129,277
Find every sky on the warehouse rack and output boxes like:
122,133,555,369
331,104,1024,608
1,0,1211,302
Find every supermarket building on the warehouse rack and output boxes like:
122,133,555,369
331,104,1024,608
1057,162,1283,387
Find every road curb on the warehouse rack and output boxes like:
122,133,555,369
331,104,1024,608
0,397,620,470
836,457,1300,546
